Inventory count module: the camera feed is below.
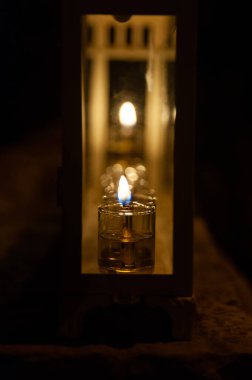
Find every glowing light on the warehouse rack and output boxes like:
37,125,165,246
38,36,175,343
117,175,132,204
112,163,123,175
125,166,138,182
136,164,146,175
119,102,137,127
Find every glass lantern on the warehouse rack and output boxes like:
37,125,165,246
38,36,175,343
60,0,198,341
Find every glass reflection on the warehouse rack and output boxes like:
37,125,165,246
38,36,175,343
81,15,176,274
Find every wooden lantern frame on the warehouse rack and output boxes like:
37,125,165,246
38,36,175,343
60,0,198,340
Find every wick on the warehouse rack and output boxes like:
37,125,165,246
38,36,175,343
122,226,131,239
121,200,130,207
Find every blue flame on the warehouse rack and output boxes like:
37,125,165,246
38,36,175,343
117,175,132,205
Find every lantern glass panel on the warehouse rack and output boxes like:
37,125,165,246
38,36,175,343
81,15,176,275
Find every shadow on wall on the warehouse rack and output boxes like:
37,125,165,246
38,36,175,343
195,1,252,283
1,0,61,145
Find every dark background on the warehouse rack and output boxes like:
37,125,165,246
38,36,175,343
1,0,251,283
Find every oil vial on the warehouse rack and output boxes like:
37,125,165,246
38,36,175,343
98,200,156,273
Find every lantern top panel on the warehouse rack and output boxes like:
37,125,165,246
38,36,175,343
79,0,178,15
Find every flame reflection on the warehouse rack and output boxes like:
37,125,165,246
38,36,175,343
119,102,137,127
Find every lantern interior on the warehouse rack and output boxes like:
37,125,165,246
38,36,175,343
81,15,176,275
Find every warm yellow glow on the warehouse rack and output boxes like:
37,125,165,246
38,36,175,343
125,166,138,182
118,175,132,203
119,102,137,127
